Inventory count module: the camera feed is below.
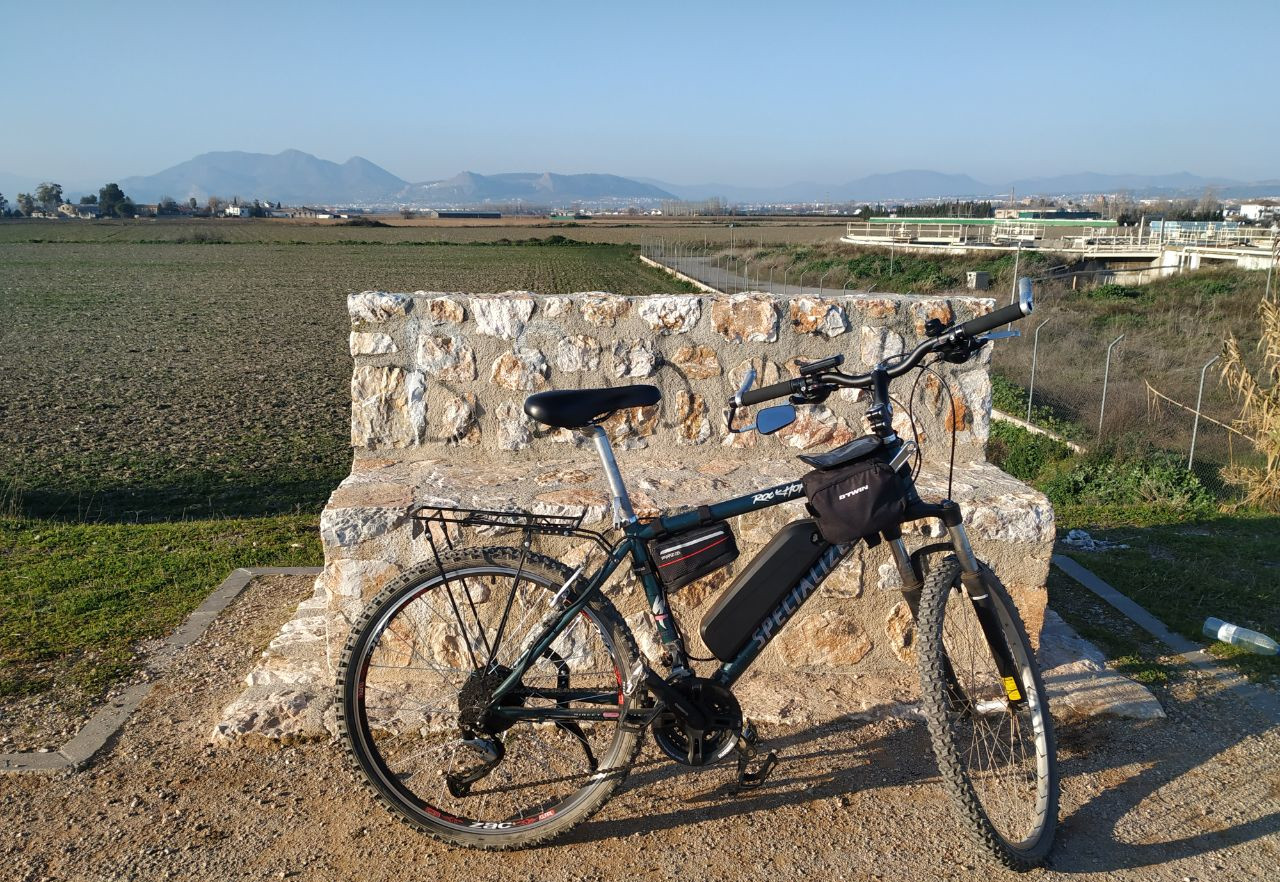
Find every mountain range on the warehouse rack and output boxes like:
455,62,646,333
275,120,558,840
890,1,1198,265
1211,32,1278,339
4,150,1279,207
106,150,676,206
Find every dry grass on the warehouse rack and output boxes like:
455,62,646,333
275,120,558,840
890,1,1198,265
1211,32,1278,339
1220,288,1280,509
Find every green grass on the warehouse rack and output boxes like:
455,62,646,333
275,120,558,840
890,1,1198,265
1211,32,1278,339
719,241,1064,295
1046,569,1178,687
0,514,322,699
1055,511,1280,681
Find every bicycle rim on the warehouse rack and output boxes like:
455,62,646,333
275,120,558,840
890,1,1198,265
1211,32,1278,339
343,560,635,837
919,558,1057,867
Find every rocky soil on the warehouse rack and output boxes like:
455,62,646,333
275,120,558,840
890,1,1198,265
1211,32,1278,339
3,574,1277,882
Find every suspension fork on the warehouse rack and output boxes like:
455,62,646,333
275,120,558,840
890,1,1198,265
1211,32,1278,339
946,520,1024,697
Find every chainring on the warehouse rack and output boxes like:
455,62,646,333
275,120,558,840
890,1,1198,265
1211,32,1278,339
652,677,742,767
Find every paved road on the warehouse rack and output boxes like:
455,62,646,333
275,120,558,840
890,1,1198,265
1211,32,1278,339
4,574,1277,881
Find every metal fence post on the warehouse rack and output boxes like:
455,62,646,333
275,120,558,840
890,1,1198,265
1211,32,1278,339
783,267,789,295
819,269,832,292
1027,318,1050,423
1098,334,1125,436
1188,355,1220,470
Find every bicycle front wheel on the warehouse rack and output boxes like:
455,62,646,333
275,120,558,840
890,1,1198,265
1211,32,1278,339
916,556,1058,870
337,546,642,849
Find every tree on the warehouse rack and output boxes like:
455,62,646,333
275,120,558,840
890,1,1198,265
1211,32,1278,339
35,182,63,212
17,193,35,216
188,197,198,210
207,195,225,214
99,182,135,218
157,196,178,215
79,194,98,205
0,192,7,216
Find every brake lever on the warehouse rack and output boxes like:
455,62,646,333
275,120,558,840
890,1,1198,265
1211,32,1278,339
977,330,1021,342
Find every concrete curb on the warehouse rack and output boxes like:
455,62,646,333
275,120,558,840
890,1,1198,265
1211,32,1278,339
639,254,725,295
1052,554,1280,721
0,566,322,774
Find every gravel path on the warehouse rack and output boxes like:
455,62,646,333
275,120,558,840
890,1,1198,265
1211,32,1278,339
3,574,1277,881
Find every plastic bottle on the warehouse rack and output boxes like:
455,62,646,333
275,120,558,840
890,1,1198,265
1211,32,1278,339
1203,617,1279,655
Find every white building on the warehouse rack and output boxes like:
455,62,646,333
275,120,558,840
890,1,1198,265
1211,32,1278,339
1240,203,1276,222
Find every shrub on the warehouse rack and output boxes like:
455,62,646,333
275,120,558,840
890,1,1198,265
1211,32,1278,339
1040,441,1212,510
987,421,1074,484
1087,283,1143,300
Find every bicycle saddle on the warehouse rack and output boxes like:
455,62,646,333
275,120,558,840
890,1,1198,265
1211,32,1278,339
524,385,661,430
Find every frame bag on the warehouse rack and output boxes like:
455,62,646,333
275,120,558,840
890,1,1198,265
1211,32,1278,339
802,459,908,546
647,521,738,592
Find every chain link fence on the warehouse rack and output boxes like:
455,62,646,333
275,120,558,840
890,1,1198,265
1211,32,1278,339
644,241,1269,505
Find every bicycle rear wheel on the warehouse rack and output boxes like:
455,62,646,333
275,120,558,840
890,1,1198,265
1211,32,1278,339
337,546,642,849
916,556,1058,870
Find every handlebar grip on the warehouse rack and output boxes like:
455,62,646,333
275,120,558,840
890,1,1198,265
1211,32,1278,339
956,296,1032,338
739,379,797,407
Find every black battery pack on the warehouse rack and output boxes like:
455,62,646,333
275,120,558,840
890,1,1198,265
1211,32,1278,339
699,519,831,662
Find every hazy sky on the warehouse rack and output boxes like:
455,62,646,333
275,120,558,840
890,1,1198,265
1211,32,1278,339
3,0,1278,187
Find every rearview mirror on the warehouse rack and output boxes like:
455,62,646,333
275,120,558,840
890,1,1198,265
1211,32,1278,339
756,404,797,435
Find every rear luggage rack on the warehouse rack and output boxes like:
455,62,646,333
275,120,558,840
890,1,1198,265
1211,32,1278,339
411,504,612,554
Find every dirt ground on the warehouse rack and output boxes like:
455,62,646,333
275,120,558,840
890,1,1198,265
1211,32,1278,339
3,574,1277,882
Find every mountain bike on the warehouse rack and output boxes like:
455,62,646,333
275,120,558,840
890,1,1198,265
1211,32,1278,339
337,279,1058,869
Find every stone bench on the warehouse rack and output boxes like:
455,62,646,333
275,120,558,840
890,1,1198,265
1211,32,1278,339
212,289,1055,744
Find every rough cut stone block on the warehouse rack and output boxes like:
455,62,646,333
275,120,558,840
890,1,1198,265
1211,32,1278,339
611,340,658,378
860,325,906,368
490,350,549,391
674,390,711,444
424,296,465,324
470,295,535,338
349,332,397,356
350,366,425,448
417,334,476,381
349,291,412,323
671,344,721,379
555,334,602,372
496,400,533,451
580,294,630,327
438,392,479,445
637,296,702,335
712,295,779,343
542,296,573,319
911,299,953,336
777,404,855,450
789,298,849,337
775,610,872,667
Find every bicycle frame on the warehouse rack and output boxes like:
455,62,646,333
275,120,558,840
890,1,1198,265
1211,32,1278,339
488,426,1006,726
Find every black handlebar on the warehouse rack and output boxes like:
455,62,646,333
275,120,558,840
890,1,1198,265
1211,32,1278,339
739,380,798,407
955,279,1034,337
728,278,1035,410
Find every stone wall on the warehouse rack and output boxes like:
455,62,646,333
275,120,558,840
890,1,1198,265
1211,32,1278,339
212,288,1057,743
343,289,991,460
321,289,1054,680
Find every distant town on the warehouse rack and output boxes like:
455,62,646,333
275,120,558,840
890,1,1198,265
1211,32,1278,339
2,181,1276,229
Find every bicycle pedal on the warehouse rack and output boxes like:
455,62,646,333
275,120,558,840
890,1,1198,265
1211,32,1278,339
730,749,778,795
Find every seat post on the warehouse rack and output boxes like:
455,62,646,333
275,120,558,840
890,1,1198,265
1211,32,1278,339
588,426,637,526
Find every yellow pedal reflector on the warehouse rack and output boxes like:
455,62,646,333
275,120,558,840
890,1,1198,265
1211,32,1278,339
1002,676,1022,701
